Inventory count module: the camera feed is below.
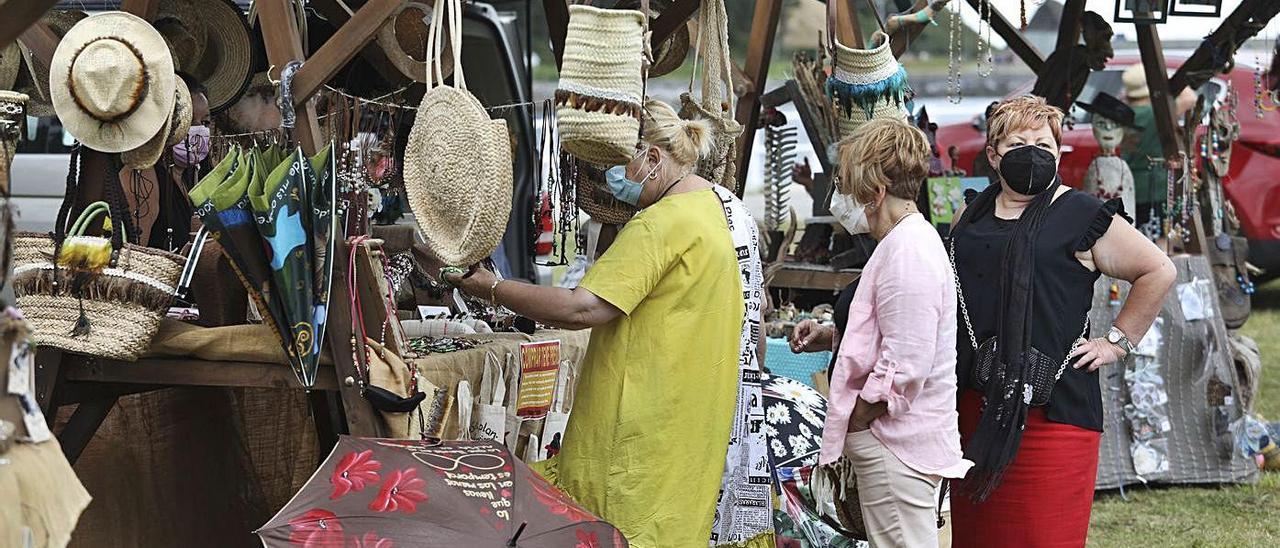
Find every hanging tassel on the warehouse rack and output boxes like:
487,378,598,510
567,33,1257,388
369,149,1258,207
71,296,91,337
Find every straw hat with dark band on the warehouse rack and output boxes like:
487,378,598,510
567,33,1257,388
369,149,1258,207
15,10,87,117
51,12,176,154
376,1,453,83
157,0,254,114
122,80,193,169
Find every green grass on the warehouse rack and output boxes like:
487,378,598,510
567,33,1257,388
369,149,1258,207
1088,280,1280,547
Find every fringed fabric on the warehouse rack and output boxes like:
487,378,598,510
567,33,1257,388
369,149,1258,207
554,88,643,120
13,264,177,312
825,65,912,120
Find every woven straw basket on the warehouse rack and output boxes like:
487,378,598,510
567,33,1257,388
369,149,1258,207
556,5,647,166
826,32,909,139
11,232,184,361
403,0,512,266
575,162,637,225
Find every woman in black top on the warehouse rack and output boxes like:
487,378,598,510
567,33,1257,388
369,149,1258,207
949,96,1175,547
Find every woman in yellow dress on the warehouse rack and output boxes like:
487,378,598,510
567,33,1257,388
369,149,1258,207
445,100,772,547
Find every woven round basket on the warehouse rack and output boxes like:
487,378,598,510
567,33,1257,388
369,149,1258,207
556,5,646,166
11,231,185,362
827,32,910,139
575,162,637,225
402,0,512,267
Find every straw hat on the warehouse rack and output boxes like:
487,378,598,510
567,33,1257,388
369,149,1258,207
15,10,87,117
51,11,176,153
121,80,193,169
166,80,194,148
159,0,254,114
154,0,208,74
376,1,453,84
0,43,20,92
1122,64,1149,101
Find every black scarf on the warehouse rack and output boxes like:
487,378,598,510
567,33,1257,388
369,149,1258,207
952,177,1061,501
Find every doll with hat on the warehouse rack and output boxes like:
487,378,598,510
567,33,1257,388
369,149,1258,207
1078,92,1141,219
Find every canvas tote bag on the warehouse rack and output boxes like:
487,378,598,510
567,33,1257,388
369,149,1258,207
403,0,512,267
555,0,651,166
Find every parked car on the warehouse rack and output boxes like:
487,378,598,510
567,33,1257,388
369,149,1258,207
936,54,1280,280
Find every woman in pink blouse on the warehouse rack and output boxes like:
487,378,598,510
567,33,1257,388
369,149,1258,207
818,118,971,547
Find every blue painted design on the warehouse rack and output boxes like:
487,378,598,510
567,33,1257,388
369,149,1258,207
268,206,306,271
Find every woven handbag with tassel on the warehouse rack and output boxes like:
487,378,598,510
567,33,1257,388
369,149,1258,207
11,148,184,361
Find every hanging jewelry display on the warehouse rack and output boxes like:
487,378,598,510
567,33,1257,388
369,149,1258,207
1020,0,1027,31
947,0,963,104
531,99,576,267
976,0,994,78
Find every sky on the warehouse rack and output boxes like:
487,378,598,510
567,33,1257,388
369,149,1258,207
959,0,1280,47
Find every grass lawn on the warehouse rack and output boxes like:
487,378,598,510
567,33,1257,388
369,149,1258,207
1088,280,1280,547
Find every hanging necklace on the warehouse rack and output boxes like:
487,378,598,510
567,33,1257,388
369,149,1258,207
976,0,994,78
947,0,963,105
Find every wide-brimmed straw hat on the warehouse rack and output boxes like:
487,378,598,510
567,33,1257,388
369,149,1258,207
122,79,193,169
51,11,176,153
376,1,453,83
15,10,87,117
156,0,254,114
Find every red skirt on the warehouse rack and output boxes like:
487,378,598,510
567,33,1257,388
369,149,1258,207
951,390,1101,548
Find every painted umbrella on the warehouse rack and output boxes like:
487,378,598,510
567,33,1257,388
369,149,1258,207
762,373,827,469
257,437,627,547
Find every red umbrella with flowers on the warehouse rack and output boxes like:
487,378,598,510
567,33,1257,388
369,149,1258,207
257,437,626,547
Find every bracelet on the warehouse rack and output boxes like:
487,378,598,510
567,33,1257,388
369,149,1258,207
489,278,503,305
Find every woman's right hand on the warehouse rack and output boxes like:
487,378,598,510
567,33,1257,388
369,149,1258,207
790,319,833,353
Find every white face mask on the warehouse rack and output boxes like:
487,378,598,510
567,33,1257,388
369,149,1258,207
830,192,871,235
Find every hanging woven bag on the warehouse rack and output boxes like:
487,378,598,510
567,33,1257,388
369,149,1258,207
403,0,512,267
679,0,743,192
11,149,185,361
555,0,650,167
825,2,910,140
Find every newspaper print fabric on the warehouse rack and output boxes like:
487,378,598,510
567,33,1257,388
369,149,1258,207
708,185,774,546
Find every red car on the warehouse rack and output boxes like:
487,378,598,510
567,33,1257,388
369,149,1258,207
937,55,1280,278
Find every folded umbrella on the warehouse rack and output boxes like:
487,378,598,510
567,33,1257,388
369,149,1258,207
257,437,627,547
251,147,319,386
304,144,337,370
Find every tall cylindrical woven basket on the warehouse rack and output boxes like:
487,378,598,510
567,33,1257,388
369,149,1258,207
826,32,910,140
556,4,647,167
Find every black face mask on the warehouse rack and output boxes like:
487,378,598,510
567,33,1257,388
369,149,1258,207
996,145,1058,195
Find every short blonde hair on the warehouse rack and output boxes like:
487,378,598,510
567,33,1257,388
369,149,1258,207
836,118,931,203
986,95,1064,148
641,99,714,166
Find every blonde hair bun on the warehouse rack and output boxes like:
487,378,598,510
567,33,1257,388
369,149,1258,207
643,99,716,166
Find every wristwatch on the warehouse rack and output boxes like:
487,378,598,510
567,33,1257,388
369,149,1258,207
1107,326,1135,355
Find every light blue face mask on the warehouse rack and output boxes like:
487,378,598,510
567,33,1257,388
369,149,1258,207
605,152,663,206
604,165,644,206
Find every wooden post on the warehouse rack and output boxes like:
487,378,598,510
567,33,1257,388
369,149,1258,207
311,0,411,86
291,0,404,105
0,0,56,51
1170,0,1280,95
963,0,1045,74
650,0,699,54
837,0,864,50
325,241,385,437
119,0,161,21
257,0,324,155
1136,23,1208,256
1055,0,1086,54
544,0,570,70
732,0,784,196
